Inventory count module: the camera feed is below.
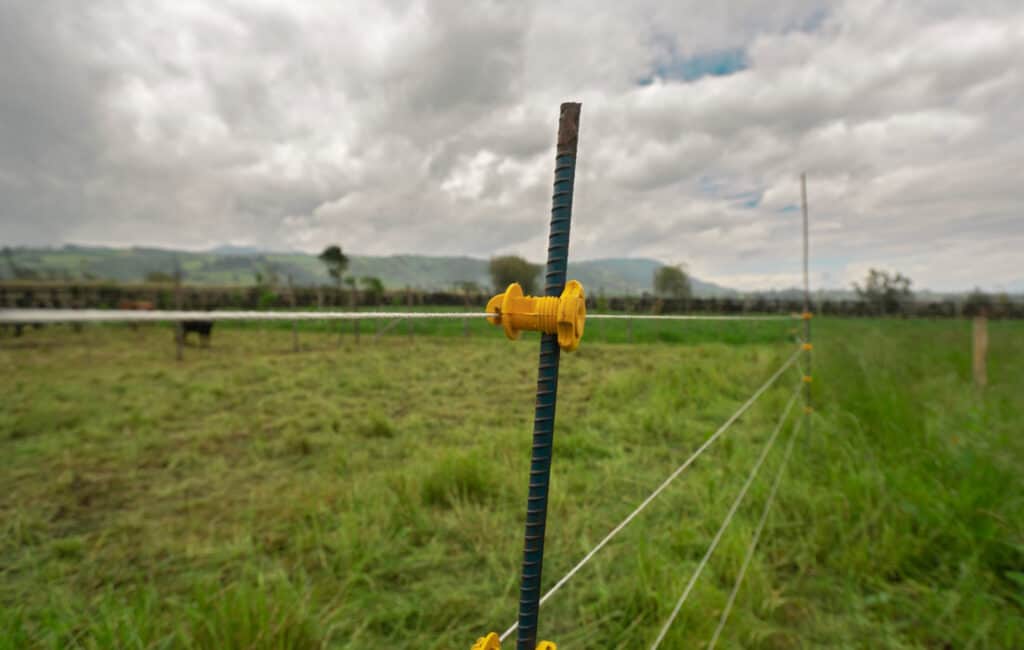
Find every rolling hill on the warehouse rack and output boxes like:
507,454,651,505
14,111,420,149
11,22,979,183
1,245,737,297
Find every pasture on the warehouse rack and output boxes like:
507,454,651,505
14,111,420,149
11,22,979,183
1,318,1022,648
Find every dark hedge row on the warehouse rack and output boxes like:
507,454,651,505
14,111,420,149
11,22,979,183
1,282,1020,318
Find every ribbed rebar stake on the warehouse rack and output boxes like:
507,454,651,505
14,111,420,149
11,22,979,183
516,102,581,650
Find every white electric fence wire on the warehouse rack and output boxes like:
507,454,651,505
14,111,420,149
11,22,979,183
499,348,802,643
706,408,805,650
0,309,490,323
649,387,801,650
0,309,800,325
588,314,796,321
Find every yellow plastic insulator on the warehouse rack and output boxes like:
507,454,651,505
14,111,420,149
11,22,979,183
804,406,814,414
801,311,814,320
801,343,813,351
471,633,502,650
469,634,556,650
486,280,586,352
802,375,813,383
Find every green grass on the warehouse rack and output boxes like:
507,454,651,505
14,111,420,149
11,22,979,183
1,319,1021,648
179,308,797,348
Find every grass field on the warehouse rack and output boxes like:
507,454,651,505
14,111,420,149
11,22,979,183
182,307,799,347
1,318,1022,648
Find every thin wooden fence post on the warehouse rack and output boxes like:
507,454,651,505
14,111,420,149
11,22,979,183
406,288,414,341
973,315,988,388
288,275,299,353
174,267,184,361
61,288,83,333
350,283,360,345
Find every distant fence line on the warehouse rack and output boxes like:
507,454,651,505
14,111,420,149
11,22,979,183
0,282,1020,318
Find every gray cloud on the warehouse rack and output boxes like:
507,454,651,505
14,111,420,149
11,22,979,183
1,0,1023,291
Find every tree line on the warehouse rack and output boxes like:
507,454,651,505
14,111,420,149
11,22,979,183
3,280,1020,318
3,243,1017,318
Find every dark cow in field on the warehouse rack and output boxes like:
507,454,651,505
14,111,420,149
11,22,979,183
179,320,214,347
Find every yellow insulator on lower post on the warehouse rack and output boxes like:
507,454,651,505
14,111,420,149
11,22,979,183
470,633,556,650
802,342,813,351
486,280,586,352
802,375,813,383
801,311,814,320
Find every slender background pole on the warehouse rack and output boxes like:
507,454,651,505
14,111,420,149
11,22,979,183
288,275,299,353
516,102,581,650
973,314,988,388
174,262,184,362
406,289,414,341
801,173,812,414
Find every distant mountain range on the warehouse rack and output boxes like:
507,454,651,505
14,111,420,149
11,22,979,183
3,245,1018,300
1,245,738,297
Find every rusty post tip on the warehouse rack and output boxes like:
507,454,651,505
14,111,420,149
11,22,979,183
557,102,581,157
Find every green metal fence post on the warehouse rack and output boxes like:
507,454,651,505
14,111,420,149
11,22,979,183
516,102,581,650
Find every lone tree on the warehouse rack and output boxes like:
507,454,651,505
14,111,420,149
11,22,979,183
360,276,385,305
318,245,349,297
455,280,482,308
489,255,541,294
964,287,993,317
344,276,358,308
854,268,913,315
654,264,692,299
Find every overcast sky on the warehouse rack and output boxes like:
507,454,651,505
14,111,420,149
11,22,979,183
1,1,1022,291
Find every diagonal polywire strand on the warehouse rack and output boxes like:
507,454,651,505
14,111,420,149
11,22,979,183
649,386,801,650
499,348,801,642
707,410,805,649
